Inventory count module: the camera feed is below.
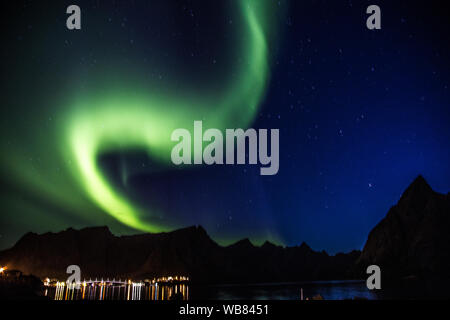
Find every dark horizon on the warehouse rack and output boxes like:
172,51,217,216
1,173,443,257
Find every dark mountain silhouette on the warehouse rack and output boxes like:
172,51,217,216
0,225,359,283
2,175,448,288
357,175,450,283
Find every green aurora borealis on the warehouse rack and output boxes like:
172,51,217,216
3,1,450,253
1,0,280,242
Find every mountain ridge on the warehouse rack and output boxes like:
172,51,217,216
2,175,449,285
0,224,358,283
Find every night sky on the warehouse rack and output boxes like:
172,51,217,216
1,0,449,254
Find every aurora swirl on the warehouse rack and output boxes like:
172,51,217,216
1,0,278,235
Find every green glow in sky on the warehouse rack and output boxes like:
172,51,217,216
64,1,273,233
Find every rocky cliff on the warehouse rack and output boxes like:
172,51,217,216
357,175,450,281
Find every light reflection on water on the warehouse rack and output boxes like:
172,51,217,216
46,283,189,301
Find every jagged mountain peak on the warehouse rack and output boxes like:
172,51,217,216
228,238,254,249
358,175,450,280
399,175,433,201
299,241,312,250
261,240,278,249
169,225,214,243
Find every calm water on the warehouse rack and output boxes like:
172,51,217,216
46,280,381,300
190,280,377,300
190,280,448,300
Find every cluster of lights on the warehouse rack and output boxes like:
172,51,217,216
0,266,7,274
42,275,190,289
153,275,189,283
132,282,144,287
41,273,190,301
